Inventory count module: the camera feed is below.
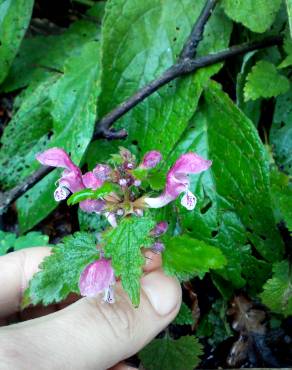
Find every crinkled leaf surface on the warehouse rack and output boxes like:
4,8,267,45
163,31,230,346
173,302,195,326
139,335,203,370
244,61,289,101
0,0,34,83
24,232,98,306
96,0,231,157
162,81,283,289
163,235,226,281
14,232,49,251
260,260,292,317
222,0,282,33
270,88,292,175
103,215,155,305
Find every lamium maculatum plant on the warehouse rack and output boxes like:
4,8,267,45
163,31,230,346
23,147,226,307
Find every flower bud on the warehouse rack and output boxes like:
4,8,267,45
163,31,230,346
150,221,168,237
141,150,162,169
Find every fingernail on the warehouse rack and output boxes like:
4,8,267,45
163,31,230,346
141,270,180,316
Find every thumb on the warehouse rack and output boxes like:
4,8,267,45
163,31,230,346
0,269,181,370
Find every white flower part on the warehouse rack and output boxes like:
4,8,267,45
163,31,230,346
119,178,127,186
181,189,197,210
134,179,141,187
103,286,115,304
54,186,70,201
105,212,117,228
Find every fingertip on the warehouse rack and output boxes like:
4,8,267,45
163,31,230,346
143,249,162,273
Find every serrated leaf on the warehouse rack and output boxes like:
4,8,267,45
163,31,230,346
222,0,282,33
24,232,98,306
244,61,289,101
0,0,34,83
260,260,292,317
271,87,292,175
0,231,16,256
14,232,50,251
78,209,109,234
97,0,231,158
103,215,155,305
173,302,194,326
163,81,283,289
163,235,226,281
139,335,203,370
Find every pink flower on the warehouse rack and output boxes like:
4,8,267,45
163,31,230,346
150,221,168,236
36,148,104,213
144,153,212,210
79,258,115,303
151,241,165,254
140,150,162,169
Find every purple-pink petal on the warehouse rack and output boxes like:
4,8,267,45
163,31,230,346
79,259,115,297
79,199,105,213
59,170,84,194
36,148,78,172
82,171,103,190
93,164,112,181
141,150,162,169
151,221,168,236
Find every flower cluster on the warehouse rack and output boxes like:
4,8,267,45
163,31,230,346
36,147,211,302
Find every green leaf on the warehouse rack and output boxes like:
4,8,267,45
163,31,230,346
286,0,292,39
270,87,292,175
163,235,226,281
165,81,283,289
78,209,109,234
0,0,34,83
270,169,292,232
14,232,49,251
68,183,119,206
24,232,98,306
139,335,203,370
97,0,231,157
173,302,194,326
14,41,101,232
222,0,282,33
1,4,103,92
103,215,155,305
244,61,289,101
197,299,232,346
0,230,16,256
260,260,292,317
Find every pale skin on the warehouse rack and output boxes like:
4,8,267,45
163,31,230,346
0,247,181,370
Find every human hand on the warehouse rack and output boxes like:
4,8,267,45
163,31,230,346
0,247,181,369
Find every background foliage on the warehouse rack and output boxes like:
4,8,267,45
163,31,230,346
0,0,291,368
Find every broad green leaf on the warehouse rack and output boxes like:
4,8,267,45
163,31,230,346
270,169,292,233
173,302,194,326
15,41,101,232
260,260,292,317
222,0,282,33
286,0,292,39
164,81,283,289
0,231,16,255
24,232,98,306
14,232,49,251
68,183,119,205
103,215,155,305
163,235,226,281
270,87,292,175
97,0,231,157
139,335,203,370
0,0,34,83
1,4,103,92
244,61,289,101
